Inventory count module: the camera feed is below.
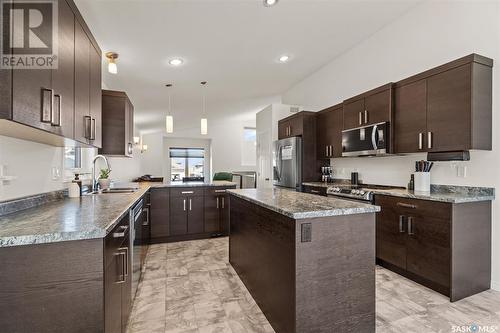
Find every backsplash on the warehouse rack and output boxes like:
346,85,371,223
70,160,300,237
331,150,495,189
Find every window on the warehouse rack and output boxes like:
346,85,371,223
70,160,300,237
170,148,205,181
241,127,256,166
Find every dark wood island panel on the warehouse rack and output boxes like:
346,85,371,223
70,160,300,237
229,195,376,333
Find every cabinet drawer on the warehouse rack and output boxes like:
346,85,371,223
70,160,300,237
204,186,235,196
375,195,451,220
105,214,130,268
170,187,204,197
303,185,327,196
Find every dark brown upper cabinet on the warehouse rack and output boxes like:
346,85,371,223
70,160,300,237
0,0,102,148
278,112,313,139
394,54,493,153
99,90,134,157
278,111,319,181
316,104,343,159
343,83,394,130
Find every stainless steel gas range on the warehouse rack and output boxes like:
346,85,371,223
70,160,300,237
327,184,404,203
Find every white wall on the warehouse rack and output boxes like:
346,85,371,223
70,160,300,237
281,1,500,289
140,116,261,179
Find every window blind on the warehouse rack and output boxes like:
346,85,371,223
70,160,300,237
169,148,204,158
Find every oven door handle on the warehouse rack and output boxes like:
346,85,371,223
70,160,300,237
371,124,378,150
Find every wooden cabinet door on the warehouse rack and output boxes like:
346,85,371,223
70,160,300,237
187,196,204,234
204,195,220,233
365,89,391,125
331,106,344,157
288,116,303,137
105,251,122,333
316,111,331,159
121,242,131,332
150,189,170,238
278,120,289,139
220,194,230,235
170,196,188,235
343,99,364,129
51,0,74,138
427,64,471,152
12,44,52,133
74,20,90,144
89,45,102,148
394,80,427,153
405,212,451,290
374,196,407,269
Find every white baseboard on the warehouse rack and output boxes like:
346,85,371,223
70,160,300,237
491,280,500,291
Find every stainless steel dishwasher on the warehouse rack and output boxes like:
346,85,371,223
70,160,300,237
130,198,144,299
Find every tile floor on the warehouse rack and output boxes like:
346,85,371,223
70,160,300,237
127,237,500,333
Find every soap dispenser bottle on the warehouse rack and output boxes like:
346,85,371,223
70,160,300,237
68,173,82,198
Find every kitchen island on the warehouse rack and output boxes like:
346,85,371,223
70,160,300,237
228,188,380,333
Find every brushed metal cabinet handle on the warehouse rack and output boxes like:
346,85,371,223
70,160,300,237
325,146,328,157
90,118,96,140
183,199,186,211
222,197,225,209
330,145,333,157
181,191,194,194
189,198,192,211
364,110,368,124
142,207,149,226
399,215,406,233
214,189,226,193
310,190,320,194
52,94,62,127
396,202,417,209
407,217,415,235
84,116,92,139
119,247,129,277
41,88,53,123
115,253,125,283
216,197,219,209
418,133,423,150
358,111,362,125
427,132,432,149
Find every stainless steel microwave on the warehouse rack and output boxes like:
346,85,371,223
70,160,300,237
342,122,390,157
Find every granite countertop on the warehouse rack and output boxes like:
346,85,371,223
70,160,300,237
227,188,380,219
302,182,495,203
0,184,151,248
0,181,238,248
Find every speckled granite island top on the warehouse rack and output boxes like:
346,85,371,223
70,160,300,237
302,182,495,203
0,181,236,248
227,188,380,219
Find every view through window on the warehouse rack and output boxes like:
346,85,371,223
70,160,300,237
170,148,205,181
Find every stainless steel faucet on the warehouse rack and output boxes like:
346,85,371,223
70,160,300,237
92,154,111,192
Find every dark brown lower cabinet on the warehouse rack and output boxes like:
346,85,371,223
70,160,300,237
150,185,236,243
375,195,491,301
204,193,230,235
150,188,170,238
104,213,131,333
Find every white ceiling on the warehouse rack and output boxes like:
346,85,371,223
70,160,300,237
75,0,420,134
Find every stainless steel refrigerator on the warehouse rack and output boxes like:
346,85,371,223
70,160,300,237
273,137,302,190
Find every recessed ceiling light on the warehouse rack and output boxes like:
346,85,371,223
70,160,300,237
263,0,278,7
279,55,290,63
169,58,184,66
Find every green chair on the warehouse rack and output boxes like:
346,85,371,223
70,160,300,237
213,172,233,181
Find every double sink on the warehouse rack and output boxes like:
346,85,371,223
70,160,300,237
85,187,139,195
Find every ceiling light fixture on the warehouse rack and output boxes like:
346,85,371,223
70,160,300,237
105,52,119,74
165,84,174,133
263,0,278,7
169,58,184,66
200,81,208,135
279,55,290,63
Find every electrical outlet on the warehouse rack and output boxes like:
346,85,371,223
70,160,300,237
52,167,61,180
457,165,467,178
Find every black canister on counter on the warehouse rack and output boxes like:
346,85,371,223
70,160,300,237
351,172,359,185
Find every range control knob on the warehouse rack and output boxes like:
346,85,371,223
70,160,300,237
351,189,356,194
359,190,366,196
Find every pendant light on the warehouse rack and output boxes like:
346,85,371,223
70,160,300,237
165,84,174,133
200,81,208,135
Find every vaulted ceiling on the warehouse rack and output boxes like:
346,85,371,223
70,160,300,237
75,0,420,133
